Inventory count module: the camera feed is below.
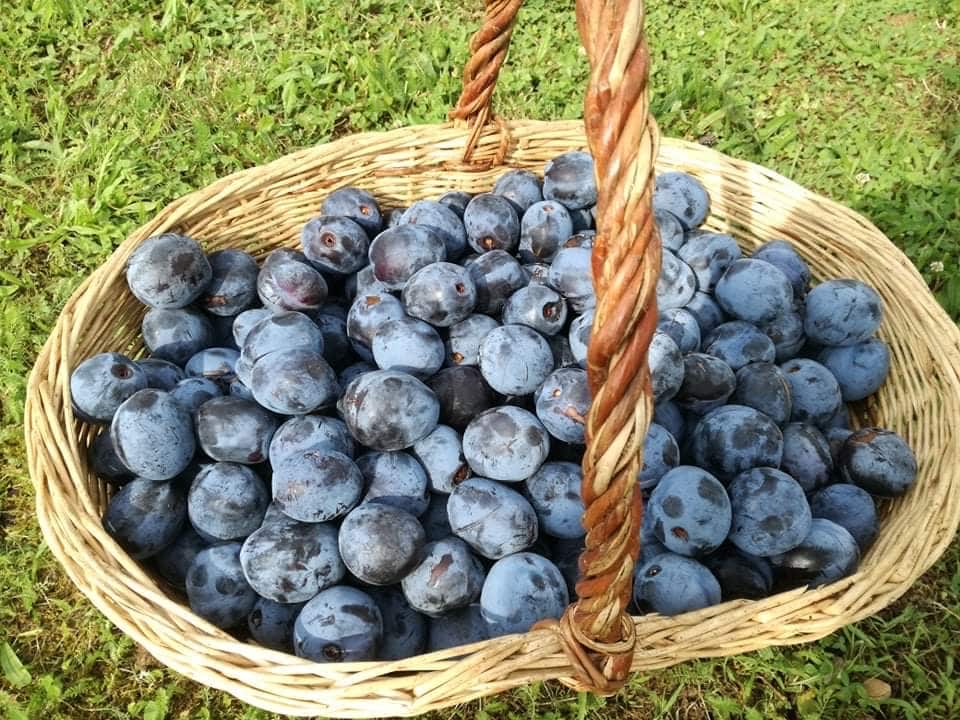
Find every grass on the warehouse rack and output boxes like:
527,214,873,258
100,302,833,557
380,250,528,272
1,0,959,717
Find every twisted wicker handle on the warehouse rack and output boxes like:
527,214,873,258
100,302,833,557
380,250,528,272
453,0,660,695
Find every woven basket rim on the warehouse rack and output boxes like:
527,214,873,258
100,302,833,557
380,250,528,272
25,120,960,717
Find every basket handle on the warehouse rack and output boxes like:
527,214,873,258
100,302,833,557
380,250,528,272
453,0,659,697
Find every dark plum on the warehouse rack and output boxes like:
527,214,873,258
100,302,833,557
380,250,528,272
804,279,882,346
701,545,774,600
358,451,430,516
649,331,685,404
427,366,498,431
401,537,484,616
314,312,352,369
89,431,132,482
126,233,212,309
401,262,477,327
753,240,811,299
257,249,328,314
400,200,468,259
153,526,208,590
302,215,370,274
251,348,339,415
240,519,343,603
674,353,735,414
656,209,686,252
480,553,568,636
195,396,278,464
462,406,550,482
294,586,382,662
103,478,186,559
463,193,520,254
421,492,453,541
272,449,363,522
240,310,324,371
543,151,596,210
657,308,701,353
200,249,259,316
757,311,806,362
248,598,304,652
687,405,783,483
702,321,776,371
368,225,447,291
338,503,425,585
501,285,567,335
427,604,489,651
840,428,917,497
321,187,382,236
448,478,539,558
731,362,793,426
186,543,257,629
368,587,427,660
657,251,698,309
349,264,392,299
137,358,186,390
142,307,215,365
653,401,686,444
535,368,590,444
770,518,860,589
346,291,406,360
338,360,376,388
171,377,222,413
339,370,439,451
809,484,879,552
466,250,527,316
438,191,473,218
728,467,812,557
71,352,148,424
524,462,585,539
780,423,833,492
683,291,726,336
188,462,269,541
110,389,195,480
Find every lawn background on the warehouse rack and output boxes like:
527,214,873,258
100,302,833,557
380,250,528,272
1,0,959,718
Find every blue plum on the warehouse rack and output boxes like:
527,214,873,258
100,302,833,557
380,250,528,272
314,312,352,369
368,225,447,290
648,466,731,556
653,401,686,444
524,462,585,539
401,537,484,616
674,353,735,415
186,543,257,629
656,209,686,252
715,259,794,323
543,151,597,210
649,331,685,404
257,249,328,314
462,406,550,482
110,389,196,480
752,240,811,299
188,462,267,541
248,598,304,652
438,191,473,218
639,423,681,490
371,316,444,378
339,370,440,450
232,308,272,349
152,526,208,590
240,310,325,372
480,553,568,636
652,172,710,230
535,368,590,444
346,291,406,360
518,200,573,263
780,423,833,492
493,169,543,213
804,279,882,346
200,249,259,316
368,587,427,660
463,193,520,254
401,200,468,259
302,215,370,274
633,552,721,615
547,247,595,313
731,362,793,426
770,518,860,588
401,261,477,327
421,492,453,541
780,358,842,427
195,396,278,464
502,285,568,336
142,307,215,365
413,425,471,494
657,251,698,310
568,308,593,369
427,604,489,652
185,347,240,386
701,545,773,600
678,231,741,293
448,478,539,558
103,477,186,559
467,249,527,315
89,431,132,482
137,358,186,390
126,233,212,309
657,308,701,354
321,187,382,236
817,339,890,401
272,449,363,522
757,310,806,362
683,291,726,336
358,451,430,517
269,415,354,464
809,483,878,552
444,314,499,367
294,586,382,662
170,377,222,414
338,503,425,585
728,467,812,556
240,518,344,603
839,428,917,497
702,321,776,371
478,324,555,396
71,352,148,424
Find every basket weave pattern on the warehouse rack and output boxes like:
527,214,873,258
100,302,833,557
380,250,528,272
25,117,960,716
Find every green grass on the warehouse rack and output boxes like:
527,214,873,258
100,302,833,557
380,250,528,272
2,0,959,717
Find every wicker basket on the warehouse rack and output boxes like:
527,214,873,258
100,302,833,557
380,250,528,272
24,1,960,717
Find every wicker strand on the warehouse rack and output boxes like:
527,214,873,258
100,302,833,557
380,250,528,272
449,0,524,162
